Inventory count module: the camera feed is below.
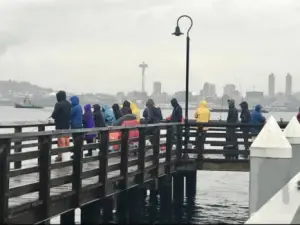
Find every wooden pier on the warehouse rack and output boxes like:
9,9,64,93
0,120,287,224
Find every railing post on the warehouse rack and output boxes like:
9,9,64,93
137,127,146,183
159,125,173,223
37,125,46,166
176,124,183,161
72,133,83,206
99,130,113,223
14,127,22,169
38,135,52,224
61,133,83,224
152,126,160,181
117,129,129,223
99,130,109,195
0,138,11,224
165,125,173,175
196,126,204,161
128,127,146,223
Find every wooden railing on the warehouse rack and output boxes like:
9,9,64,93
0,123,181,224
0,120,289,223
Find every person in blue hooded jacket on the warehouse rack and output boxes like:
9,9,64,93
102,104,116,126
70,96,83,129
251,104,266,135
69,96,83,159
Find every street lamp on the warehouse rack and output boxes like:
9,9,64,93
172,15,193,159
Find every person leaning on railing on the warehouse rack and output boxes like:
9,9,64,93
50,90,72,162
194,100,211,142
250,104,266,136
142,99,162,146
239,101,251,154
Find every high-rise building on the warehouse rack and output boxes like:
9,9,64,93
285,73,292,96
201,82,216,97
223,84,236,97
152,82,162,95
268,73,275,97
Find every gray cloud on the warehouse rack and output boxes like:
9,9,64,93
0,0,299,95
0,31,25,57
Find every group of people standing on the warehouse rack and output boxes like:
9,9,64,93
193,99,266,154
50,90,183,161
50,89,266,162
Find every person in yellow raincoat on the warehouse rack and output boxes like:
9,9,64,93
129,101,141,121
194,100,211,130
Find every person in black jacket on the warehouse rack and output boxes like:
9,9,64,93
143,99,162,146
93,104,106,128
225,99,239,159
170,98,182,122
51,90,72,162
112,103,123,120
239,101,251,153
121,100,132,115
143,100,163,122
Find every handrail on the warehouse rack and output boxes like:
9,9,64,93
0,123,182,140
0,119,288,129
245,171,300,224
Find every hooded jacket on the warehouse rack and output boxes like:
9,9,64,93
93,104,106,128
83,104,96,140
251,104,266,135
102,104,116,126
170,98,183,122
129,101,141,121
121,100,132,115
239,101,251,123
143,99,162,124
194,100,211,123
51,91,71,130
227,99,238,123
112,104,123,120
70,96,83,129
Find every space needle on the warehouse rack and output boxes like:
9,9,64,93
139,62,148,93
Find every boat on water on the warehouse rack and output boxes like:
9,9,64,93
14,96,43,109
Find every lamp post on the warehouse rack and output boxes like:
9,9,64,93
172,15,193,159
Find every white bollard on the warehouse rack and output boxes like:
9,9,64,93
284,116,300,178
249,116,292,216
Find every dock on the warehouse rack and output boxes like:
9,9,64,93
0,120,288,224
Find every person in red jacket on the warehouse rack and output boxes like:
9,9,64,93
297,107,300,123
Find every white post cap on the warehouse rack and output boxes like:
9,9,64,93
284,116,300,145
250,115,292,158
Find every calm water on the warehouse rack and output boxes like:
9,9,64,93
0,106,296,224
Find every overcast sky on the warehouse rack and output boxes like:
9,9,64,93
0,0,299,95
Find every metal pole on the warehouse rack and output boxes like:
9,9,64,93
184,36,190,159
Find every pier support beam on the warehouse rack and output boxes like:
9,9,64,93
173,172,184,204
284,116,300,178
102,197,114,223
159,176,172,223
128,187,146,223
116,191,129,223
148,189,158,224
249,116,292,216
81,201,101,224
185,171,197,197
60,210,75,224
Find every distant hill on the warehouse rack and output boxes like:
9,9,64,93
0,80,53,96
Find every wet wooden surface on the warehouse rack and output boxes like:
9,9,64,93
8,143,177,209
